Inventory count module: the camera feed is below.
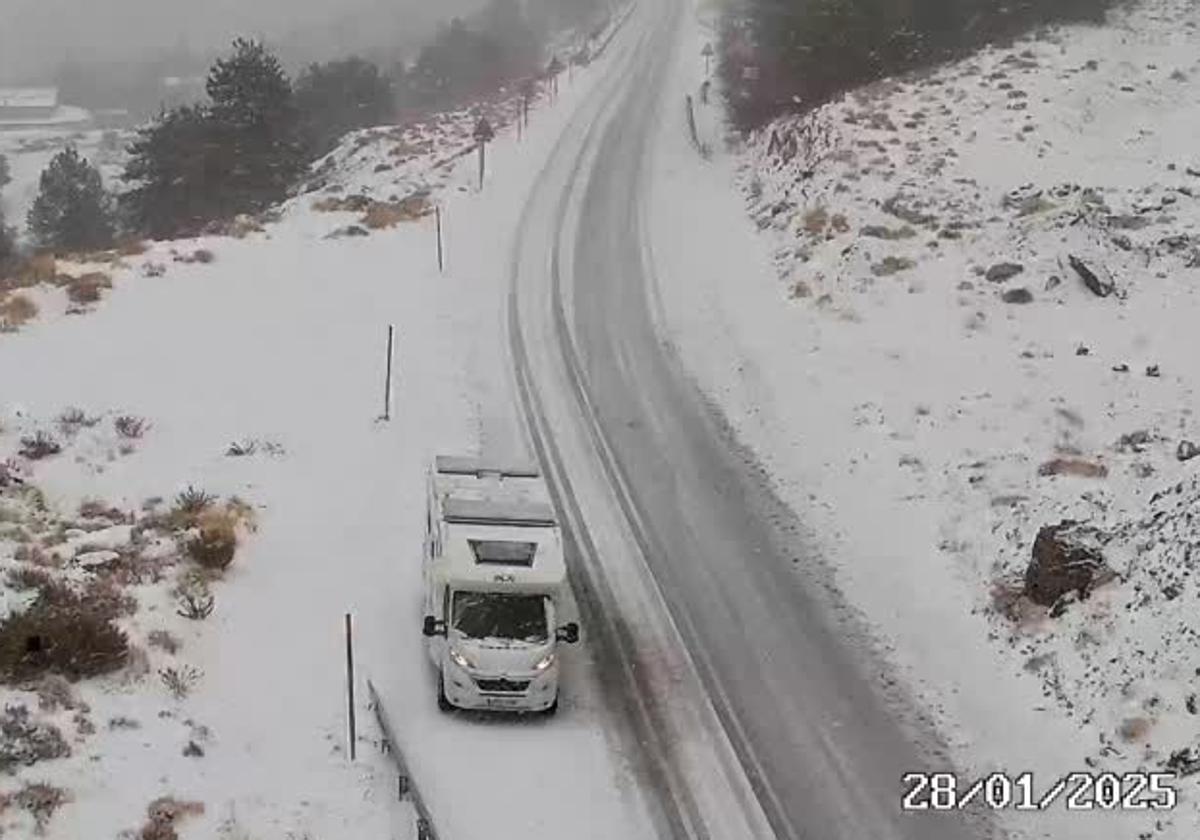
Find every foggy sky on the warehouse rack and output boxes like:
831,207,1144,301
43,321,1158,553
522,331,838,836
0,0,480,83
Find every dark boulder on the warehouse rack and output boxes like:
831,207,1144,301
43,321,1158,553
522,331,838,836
1024,521,1113,607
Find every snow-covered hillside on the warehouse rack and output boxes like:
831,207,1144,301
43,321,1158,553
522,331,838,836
652,0,1200,837
0,12,656,839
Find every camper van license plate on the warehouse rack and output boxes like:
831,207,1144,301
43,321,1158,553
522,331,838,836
485,696,520,709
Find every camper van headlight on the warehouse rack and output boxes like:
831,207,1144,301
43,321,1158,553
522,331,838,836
534,653,555,672
449,647,474,670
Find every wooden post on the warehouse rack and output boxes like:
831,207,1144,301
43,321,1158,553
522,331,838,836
477,142,486,190
383,326,395,421
435,206,444,273
345,613,356,761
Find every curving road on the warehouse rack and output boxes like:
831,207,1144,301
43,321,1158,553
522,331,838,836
509,1,992,838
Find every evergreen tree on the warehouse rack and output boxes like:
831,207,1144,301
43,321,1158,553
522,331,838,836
120,105,227,239
0,154,10,191
27,146,115,252
0,210,14,267
295,57,395,156
205,38,305,212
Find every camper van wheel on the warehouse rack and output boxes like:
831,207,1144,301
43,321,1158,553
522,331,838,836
437,675,454,712
543,697,558,717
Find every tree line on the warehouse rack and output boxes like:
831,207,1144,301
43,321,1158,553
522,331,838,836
2,0,606,256
719,0,1114,129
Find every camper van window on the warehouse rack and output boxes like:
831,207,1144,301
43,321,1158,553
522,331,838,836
451,591,548,643
469,539,537,566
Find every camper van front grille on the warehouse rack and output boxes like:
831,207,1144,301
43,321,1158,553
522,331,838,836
474,677,530,693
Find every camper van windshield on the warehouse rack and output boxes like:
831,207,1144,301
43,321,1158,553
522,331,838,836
451,591,548,643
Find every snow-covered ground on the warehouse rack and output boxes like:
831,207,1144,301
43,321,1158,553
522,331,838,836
0,10,656,840
652,0,1200,837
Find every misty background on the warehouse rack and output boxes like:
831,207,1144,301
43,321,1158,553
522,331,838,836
0,0,484,83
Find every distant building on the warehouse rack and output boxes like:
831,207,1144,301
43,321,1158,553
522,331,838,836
0,87,59,121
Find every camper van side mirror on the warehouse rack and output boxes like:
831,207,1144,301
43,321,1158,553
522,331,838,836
423,616,446,637
556,622,580,644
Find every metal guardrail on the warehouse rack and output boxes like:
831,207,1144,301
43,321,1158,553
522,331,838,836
367,679,442,840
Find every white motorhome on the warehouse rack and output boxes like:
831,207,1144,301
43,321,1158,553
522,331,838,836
422,456,579,714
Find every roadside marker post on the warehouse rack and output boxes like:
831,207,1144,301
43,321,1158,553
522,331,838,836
345,613,357,761
435,206,444,273
383,326,395,422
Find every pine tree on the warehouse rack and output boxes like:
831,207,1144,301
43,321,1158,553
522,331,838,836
295,58,394,156
0,154,10,191
205,38,305,212
0,210,14,267
27,146,115,252
120,105,227,239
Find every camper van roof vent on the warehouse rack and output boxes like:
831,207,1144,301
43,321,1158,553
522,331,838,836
442,497,556,527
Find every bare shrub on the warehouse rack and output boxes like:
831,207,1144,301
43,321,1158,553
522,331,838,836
158,665,202,699
173,249,214,265
174,486,214,516
64,272,112,304
1,294,39,330
32,674,79,711
114,415,148,439
19,432,62,460
14,781,68,834
225,439,257,457
802,206,829,235
1038,457,1108,478
147,629,180,655
116,238,149,256
186,507,239,571
361,195,432,229
175,590,214,621
24,254,56,282
140,796,205,840
108,715,141,730
0,705,69,771
57,409,101,437
141,262,166,278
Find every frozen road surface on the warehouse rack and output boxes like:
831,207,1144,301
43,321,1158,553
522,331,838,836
508,0,993,838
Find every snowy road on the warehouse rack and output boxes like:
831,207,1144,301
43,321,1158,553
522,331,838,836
509,1,991,839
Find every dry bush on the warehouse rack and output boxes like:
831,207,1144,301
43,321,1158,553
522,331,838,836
1038,457,1108,478
64,272,112,305
140,797,205,840
0,705,69,771
172,249,215,265
114,415,149,439
142,262,166,278
33,675,79,712
14,781,68,834
0,590,129,682
19,432,61,460
802,206,829,235
225,439,256,457
361,195,433,229
147,629,180,654
186,508,239,571
78,498,125,521
1119,716,1153,743
57,407,101,433
158,665,202,699
175,592,214,621
19,254,56,285
116,238,149,256
0,293,38,330
312,193,372,213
